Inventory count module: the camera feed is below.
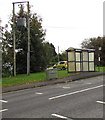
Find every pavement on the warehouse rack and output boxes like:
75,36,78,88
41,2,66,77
2,71,105,93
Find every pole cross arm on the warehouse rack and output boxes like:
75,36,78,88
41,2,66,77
12,1,29,4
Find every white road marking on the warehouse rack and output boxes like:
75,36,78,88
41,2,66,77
0,109,8,112
85,82,92,85
49,84,104,100
0,100,8,103
96,101,105,104
63,86,70,89
35,92,43,95
52,114,68,119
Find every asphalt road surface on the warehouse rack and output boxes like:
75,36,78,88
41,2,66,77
1,75,105,119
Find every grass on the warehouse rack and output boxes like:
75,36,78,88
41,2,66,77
2,66,105,88
2,70,75,88
95,67,105,72
58,70,76,78
2,72,46,88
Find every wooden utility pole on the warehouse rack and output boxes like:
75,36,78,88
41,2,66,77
13,3,16,76
12,1,30,76
27,1,30,75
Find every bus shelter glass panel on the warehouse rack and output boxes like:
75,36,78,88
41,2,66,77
89,52,94,61
83,52,88,61
76,62,81,71
68,62,75,72
83,62,88,71
89,62,94,71
76,52,80,61
68,51,75,61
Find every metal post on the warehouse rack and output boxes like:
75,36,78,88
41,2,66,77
13,3,16,76
58,46,59,63
98,47,101,72
27,2,30,75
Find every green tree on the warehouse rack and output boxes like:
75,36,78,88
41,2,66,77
2,24,13,76
43,42,57,66
81,37,105,66
2,5,57,75
15,5,48,73
59,51,67,61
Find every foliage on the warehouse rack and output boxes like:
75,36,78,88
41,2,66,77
2,25,13,77
81,36,105,66
43,42,57,66
59,51,67,61
2,5,57,76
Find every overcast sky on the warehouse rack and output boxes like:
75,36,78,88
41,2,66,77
0,0,104,53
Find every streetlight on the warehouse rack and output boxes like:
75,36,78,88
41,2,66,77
12,1,30,76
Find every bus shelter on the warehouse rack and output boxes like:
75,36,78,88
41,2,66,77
66,48,95,72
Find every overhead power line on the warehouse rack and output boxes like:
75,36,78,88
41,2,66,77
42,26,78,29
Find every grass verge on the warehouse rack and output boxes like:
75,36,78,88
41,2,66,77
95,67,105,71
2,70,75,88
2,67,105,88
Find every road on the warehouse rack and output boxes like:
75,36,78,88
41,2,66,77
1,75,105,119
